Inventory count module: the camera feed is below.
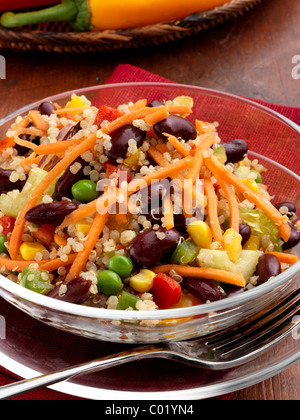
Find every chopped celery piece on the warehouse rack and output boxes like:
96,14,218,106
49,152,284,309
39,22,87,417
20,267,52,295
116,291,141,310
171,239,200,265
240,208,283,252
197,249,239,273
213,145,227,164
234,166,251,179
0,168,49,218
197,248,260,282
235,250,260,282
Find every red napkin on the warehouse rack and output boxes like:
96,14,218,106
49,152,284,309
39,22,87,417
0,64,299,401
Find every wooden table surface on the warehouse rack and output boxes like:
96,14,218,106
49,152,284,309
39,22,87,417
0,0,299,400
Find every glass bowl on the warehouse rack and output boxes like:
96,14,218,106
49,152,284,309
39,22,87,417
0,82,299,344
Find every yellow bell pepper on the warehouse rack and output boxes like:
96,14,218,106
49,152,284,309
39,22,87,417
1,0,231,32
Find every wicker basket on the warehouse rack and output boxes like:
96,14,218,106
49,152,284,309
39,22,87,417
0,0,261,53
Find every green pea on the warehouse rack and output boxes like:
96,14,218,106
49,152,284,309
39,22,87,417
251,170,262,183
116,291,141,310
71,179,99,203
108,255,134,278
0,235,8,254
20,267,52,295
97,270,123,296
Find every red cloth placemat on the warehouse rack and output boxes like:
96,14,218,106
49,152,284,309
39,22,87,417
0,64,299,400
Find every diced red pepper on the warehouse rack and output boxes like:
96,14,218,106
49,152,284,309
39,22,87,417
0,216,16,240
151,273,182,309
0,137,15,152
105,163,131,185
94,106,123,128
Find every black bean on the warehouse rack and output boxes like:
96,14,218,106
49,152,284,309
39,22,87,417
38,101,56,116
129,227,181,268
153,115,197,141
0,168,27,194
147,100,164,107
48,277,92,304
184,278,225,302
283,223,300,250
274,202,296,218
55,157,86,201
223,139,248,164
25,201,78,225
239,223,252,246
105,124,146,160
256,254,281,285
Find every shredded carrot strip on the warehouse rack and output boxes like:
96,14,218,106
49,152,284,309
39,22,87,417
58,155,193,230
0,254,77,272
34,137,85,155
144,107,169,126
129,99,147,112
39,254,78,272
151,265,246,288
28,110,49,132
10,117,30,135
20,153,43,170
15,127,45,137
147,145,205,218
214,177,240,233
53,106,88,114
266,251,298,265
205,155,291,242
204,179,224,249
14,136,37,151
65,213,109,280
185,121,219,183
164,134,190,157
163,193,175,230
54,233,68,247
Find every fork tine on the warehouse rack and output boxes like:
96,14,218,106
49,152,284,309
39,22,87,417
212,291,300,359
205,288,300,350
220,308,300,360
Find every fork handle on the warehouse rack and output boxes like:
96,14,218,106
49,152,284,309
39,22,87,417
0,345,164,400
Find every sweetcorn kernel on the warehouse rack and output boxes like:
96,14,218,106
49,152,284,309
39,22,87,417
129,269,156,293
241,178,259,194
187,221,212,249
66,96,86,115
20,242,46,261
223,228,242,262
75,220,92,236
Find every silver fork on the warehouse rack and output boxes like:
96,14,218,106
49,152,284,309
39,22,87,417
1,288,300,400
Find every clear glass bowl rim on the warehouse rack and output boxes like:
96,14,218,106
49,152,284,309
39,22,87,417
0,82,299,321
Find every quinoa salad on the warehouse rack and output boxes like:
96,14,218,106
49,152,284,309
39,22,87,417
0,93,299,317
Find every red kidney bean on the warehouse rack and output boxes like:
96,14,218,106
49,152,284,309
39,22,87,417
274,202,296,218
148,100,164,107
0,168,27,194
184,278,225,302
105,124,146,160
153,115,197,141
38,101,56,116
48,277,92,304
25,201,78,225
129,227,181,268
239,223,252,246
223,139,248,164
55,157,87,201
283,223,300,250
144,204,188,234
222,284,247,298
256,254,281,285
